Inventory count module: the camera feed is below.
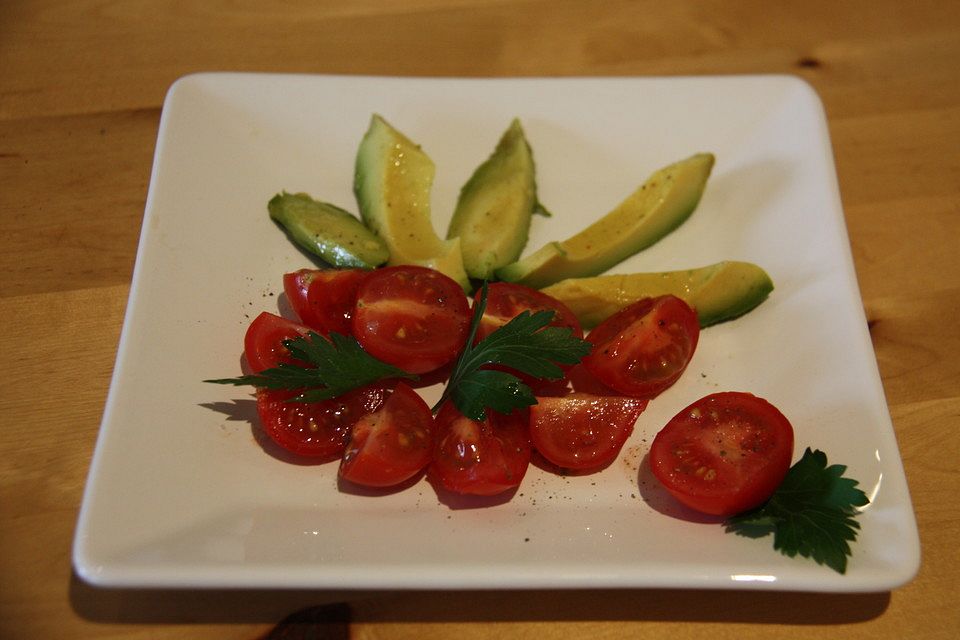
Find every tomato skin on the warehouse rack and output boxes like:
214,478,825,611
582,295,700,399
244,312,313,373
339,383,434,487
649,392,794,517
473,282,583,342
283,268,368,336
256,385,389,460
430,403,531,496
352,266,471,375
529,393,648,471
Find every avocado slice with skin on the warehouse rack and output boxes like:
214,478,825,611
354,114,471,290
446,119,548,280
541,261,774,329
268,192,388,269
496,153,715,289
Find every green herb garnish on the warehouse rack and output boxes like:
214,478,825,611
434,282,593,420
205,331,416,402
207,283,591,418
726,448,870,574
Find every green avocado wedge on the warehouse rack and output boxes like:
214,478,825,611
446,119,548,280
354,114,471,289
540,261,774,329
268,192,389,269
496,153,715,289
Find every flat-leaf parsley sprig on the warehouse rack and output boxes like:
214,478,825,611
434,282,593,420
725,448,870,574
205,331,417,402
206,283,591,418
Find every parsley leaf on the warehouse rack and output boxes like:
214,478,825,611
726,448,870,574
435,282,593,420
205,331,416,402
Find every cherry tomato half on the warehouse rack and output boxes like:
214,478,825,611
243,311,313,373
339,383,434,487
473,282,583,396
352,266,471,375
566,363,621,396
582,295,700,399
283,268,369,336
430,403,531,496
529,393,648,471
256,385,389,460
649,392,795,517
473,282,583,342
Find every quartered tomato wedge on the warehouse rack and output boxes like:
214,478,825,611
649,392,795,516
529,393,648,471
352,265,471,375
430,403,531,496
582,295,699,399
243,311,313,373
339,383,434,487
256,384,389,460
283,268,369,335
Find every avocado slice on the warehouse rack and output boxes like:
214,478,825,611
496,153,715,289
268,192,389,269
354,114,470,289
446,119,548,280
541,261,774,329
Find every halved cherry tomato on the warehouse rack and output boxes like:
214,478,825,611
256,385,389,460
476,363,572,398
473,282,583,342
529,393,648,471
243,311,313,373
582,295,699,399
649,392,794,517
473,282,583,396
283,268,369,335
522,374,573,398
339,383,434,487
566,363,621,396
430,403,531,496
352,266,470,375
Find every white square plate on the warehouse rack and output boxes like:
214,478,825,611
73,73,920,592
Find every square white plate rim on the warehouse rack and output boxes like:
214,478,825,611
72,72,920,593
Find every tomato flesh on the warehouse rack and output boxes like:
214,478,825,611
339,383,434,487
244,311,313,373
283,268,368,336
649,392,794,516
530,393,647,471
353,265,471,374
582,295,699,399
256,385,388,460
430,403,531,496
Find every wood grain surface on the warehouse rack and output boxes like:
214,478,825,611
2,1,959,638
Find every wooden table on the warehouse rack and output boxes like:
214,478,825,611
2,2,958,638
